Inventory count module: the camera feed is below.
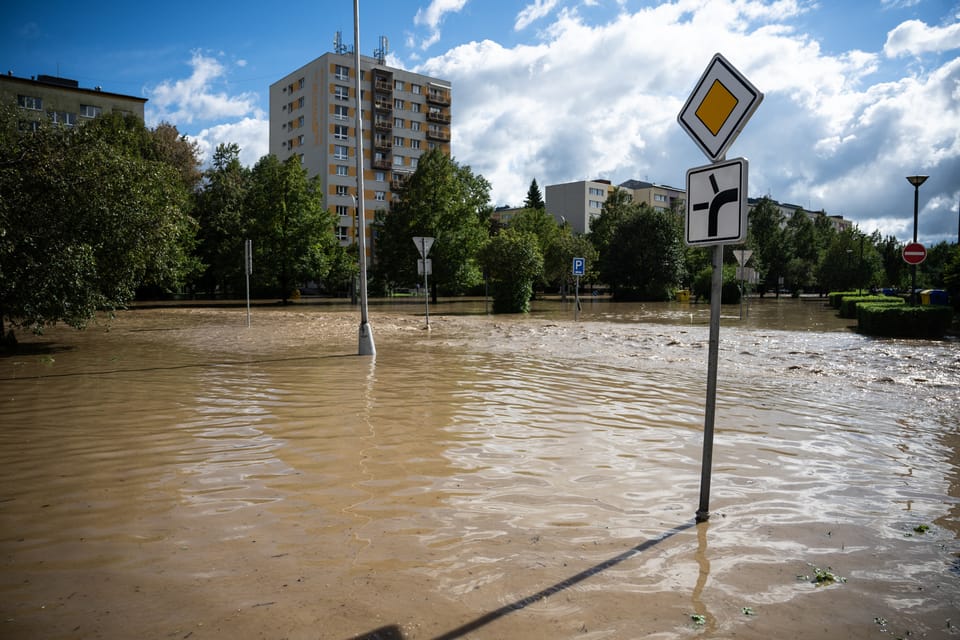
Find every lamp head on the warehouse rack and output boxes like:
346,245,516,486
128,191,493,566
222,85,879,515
906,175,929,188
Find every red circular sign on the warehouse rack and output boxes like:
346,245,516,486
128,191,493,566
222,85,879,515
902,242,927,265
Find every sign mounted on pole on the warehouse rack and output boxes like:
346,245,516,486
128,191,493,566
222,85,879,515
678,53,763,163
572,257,585,276
902,242,926,265
685,157,749,246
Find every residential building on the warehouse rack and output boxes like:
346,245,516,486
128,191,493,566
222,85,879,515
618,179,686,213
747,197,852,233
269,49,452,250
544,179,616,234
0,72,146,127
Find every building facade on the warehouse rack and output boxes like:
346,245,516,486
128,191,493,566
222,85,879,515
269,51,452,248
545,179,686,234
0,73,146,127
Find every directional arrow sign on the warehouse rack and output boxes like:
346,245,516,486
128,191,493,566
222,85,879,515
685,157,749,246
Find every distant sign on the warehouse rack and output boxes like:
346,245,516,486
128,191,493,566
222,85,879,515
572,257,585,276
412,236,435,258
902,242,927,265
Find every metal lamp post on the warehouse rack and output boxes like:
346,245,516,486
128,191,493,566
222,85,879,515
906,175,928,306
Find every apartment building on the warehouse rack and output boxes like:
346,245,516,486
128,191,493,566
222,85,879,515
0,72,146,127
269,50,452,248
545,178,686,234
544,179,616,234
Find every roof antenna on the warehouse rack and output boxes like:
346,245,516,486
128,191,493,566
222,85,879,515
374,35,389,64
334,30,348,54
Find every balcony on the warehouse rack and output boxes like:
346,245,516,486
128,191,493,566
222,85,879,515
427,111,451,124
427,90,450,106
374,99,393,112
374,138,393,150
374,79,392,92
426,128,450,142
373,157,392,170
374,118,393,131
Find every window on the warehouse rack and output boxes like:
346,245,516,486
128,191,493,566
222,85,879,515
298,134,304,146
589,200,603,209
654,194,668,202
17,95,42,110
394,98,404,110
336,165,349,176
410,121,421,132
375,191,386,201
298,115,304,128
410,139,421,150
394,80,404,91
297,96,304,108
298,77,304,89
393,155,404,167
410,103,421,113
334,145,349,159
394,117,404,128
334,105,349,120
411,157,419,169
336,226,349,241
411,84,421,94
334,85,349,101
336,205,350,216
336,65,350,80
393,136,404,147
336,185,349,196
334,125,349,139
375,171,385,182
589,187,605,196
49,111,76,126
79,104,102,118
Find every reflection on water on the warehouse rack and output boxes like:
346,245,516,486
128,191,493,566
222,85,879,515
0,298,958,639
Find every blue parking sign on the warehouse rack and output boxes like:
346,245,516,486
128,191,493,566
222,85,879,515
572,257,585,276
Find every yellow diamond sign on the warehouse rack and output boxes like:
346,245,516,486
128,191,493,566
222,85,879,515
679,53,763,162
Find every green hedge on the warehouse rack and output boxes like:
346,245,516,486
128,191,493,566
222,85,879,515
857,303,954,338
828,291,859,308
838,295,904,318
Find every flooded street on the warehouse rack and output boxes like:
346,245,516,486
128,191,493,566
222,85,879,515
1,297,958,639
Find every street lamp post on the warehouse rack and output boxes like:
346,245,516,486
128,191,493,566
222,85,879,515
906,175,928,306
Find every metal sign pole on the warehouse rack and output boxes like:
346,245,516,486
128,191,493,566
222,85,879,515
421,238,430,328
353,0,375,356
245,239,252,328
696,243,724,522
575,275,581,321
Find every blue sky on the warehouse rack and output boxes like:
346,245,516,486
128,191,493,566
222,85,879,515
3,0,959,245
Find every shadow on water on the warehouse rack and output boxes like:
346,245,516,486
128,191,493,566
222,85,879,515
349,521,698,640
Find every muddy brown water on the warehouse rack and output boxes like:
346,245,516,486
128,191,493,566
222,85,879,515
1,297,958,639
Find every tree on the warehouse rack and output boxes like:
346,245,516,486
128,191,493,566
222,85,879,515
588,187,632,259
510,206,559,289
193,143,251,296
375,149,489,300
545,226,597,298
0,106,198,343
601,203,686,300
479,228,543,313
523,178,545,210
244,154,337,302
783,209,818,294
747,197,788,296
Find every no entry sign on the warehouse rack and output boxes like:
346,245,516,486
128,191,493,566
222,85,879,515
902,242,927,265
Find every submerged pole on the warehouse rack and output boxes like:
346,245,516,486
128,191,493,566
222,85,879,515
696,243,724,522
354,0,375,356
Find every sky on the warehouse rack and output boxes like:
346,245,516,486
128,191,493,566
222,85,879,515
3,0,959,245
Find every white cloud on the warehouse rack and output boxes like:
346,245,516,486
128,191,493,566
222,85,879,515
413,0,469,50
883,18,960,57
145,50,263,126
415,0,960,243
188,117,269,169
515,0,560,31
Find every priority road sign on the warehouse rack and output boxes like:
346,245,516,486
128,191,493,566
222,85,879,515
902,242,927,265
685,157,749,246
678,53,764,162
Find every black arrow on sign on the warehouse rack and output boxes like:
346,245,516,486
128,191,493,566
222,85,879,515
692,173,739,238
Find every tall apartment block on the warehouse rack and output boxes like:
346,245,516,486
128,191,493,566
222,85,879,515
0,72,146,127
269,48,452,249
545,179,686,235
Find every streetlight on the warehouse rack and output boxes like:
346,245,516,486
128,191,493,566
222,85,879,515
906,175,928,306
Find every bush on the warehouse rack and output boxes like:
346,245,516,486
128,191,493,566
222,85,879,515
857,303,953,338
828,291,858,308
838,295,904,318
693,264,741,303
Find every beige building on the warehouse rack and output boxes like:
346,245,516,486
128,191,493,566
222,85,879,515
269,50,451,248
0,73,146,127
545,179,686,234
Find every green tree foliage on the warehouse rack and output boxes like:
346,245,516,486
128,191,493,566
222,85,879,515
545,226,597,296
747,197,788,295
0,106,198,341
588,187,632,259
783,209,818,294
817,228,883,293
510,206,559,288
598,202,685,300
479,228,544,313
375,149,489,299
193,143,252,296
523,178,546,210
244,154,337,302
